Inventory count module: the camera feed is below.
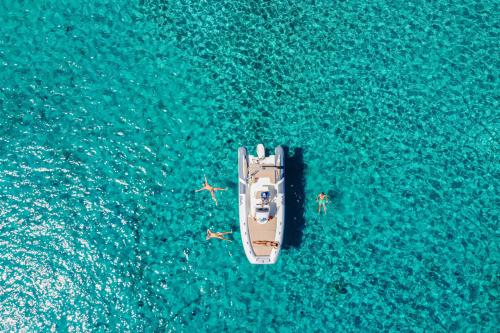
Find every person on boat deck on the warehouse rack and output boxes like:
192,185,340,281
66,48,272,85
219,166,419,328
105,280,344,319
316,192,329,214
260,191,270,206
206,229,232,242
252,240,279,249
195,175,227,206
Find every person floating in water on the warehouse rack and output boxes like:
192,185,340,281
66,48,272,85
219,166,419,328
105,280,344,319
252,240,279,249
195,175,227,206
206,229,232,241
316,192,329,214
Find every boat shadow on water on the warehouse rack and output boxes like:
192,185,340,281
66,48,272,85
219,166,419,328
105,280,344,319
282,146,306,249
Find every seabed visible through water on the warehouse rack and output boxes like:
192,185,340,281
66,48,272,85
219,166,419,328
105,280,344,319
0,0,498,332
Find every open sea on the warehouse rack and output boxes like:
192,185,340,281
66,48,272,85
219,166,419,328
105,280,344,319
0,0,498,331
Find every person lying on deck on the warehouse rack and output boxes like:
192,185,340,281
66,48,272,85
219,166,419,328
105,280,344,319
252,240,279,249
206,229,232,242
195,175,227,206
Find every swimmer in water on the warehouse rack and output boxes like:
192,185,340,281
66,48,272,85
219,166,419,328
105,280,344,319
195,175,227,206
316,192,329,214
206,229,232,241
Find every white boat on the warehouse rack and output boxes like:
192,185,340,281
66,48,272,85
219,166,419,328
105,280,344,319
238,144,285,264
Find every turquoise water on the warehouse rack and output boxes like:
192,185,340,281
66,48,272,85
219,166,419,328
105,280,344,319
0,0,498,331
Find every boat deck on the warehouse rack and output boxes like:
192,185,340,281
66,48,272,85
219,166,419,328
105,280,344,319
249,162,277,184
247,161,279,256
248,216,277,256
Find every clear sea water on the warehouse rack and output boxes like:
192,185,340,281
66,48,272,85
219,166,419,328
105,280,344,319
0,0,498,332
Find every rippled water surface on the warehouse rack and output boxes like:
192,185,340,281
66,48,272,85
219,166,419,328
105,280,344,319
0,0,498,331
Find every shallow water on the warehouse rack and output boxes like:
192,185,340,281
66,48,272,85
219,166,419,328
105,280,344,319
0,0,498,331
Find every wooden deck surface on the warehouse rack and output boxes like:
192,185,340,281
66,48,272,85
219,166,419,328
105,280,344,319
247,161,280,256
249,163,276,183
248,216,277,256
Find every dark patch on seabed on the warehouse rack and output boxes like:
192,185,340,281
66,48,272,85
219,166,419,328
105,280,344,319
282,147,306,248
